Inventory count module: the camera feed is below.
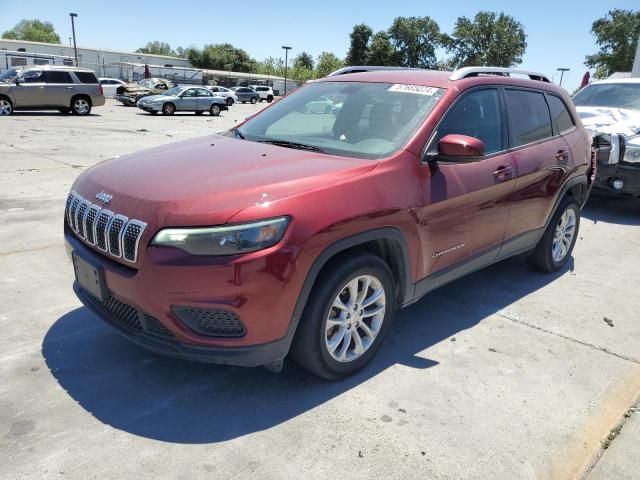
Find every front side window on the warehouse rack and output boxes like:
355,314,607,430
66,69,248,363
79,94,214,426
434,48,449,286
434,88,503,155
505,89,552,147
43,71,73,83
547,95,574,133
19,70,43,83
237,81,445,160
195,88,211,97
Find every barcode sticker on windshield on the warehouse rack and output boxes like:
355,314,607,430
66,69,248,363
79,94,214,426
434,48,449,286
388,84,438,96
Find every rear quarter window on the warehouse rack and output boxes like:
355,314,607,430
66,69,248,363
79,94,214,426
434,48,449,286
547,95,575,133
75,72,98,83
505,89,553,147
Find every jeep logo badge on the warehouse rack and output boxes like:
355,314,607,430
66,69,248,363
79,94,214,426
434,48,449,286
95,191,113,204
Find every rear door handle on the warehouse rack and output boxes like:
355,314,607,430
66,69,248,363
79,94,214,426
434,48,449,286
493,165,514,181
556,150,569,161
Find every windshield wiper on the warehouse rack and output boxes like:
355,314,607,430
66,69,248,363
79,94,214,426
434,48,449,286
258,139,325,153
230,128,245,140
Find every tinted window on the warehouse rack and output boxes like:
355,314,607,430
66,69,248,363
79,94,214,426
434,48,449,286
43,71,73,83
547,95,574,133
238,88,252,93
436,88,503,154
75,71,98,83
505,90,552,147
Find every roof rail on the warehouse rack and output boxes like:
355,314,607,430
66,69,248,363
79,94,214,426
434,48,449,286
450,67,551,83
327,66,423,77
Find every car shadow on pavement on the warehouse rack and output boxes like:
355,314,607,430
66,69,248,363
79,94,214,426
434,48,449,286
42,256,570,444
10,112,101,117
582,194,640,226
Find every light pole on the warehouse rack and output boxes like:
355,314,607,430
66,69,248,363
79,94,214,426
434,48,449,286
556,67,570,87
69,13,78,66
282,45,292,95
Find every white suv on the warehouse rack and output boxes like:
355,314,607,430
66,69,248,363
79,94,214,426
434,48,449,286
249,85,274,103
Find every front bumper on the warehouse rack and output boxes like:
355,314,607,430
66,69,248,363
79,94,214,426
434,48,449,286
594,162,640,197
65,229,305,367
138,103,161,112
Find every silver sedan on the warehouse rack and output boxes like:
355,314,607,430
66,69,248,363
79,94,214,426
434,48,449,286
137,86,228,116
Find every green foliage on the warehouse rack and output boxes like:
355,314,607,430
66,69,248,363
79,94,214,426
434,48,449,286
444,11,527,68
2,19,61,44
346,24,373,65
585,9,640,78
186,43,256,72
294,51,315,70
316,52,344,78
388,16,441,68
367,31,396,66
135,41,176,57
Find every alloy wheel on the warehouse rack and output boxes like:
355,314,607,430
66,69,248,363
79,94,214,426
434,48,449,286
0,99,12,116
325,275,386,363
73,98,90,115
552,208,576,262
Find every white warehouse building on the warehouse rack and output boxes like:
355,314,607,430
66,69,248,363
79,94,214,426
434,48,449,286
0,38,191,80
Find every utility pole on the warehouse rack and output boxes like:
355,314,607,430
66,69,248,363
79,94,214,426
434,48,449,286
282,45,292,95
69,13,79,67
556,67,570,87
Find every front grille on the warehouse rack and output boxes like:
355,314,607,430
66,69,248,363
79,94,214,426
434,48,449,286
173,306,246,337
82,288,175,342
65,191,146,264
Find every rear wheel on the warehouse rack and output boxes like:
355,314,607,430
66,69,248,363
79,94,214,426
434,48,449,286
226,97,234,106
250,96,258,104
290,253,396,379
210,104,221,116
71,96,92,115
162,103,175,115
267,95,274,103
0,98,12,116
527,196,580,272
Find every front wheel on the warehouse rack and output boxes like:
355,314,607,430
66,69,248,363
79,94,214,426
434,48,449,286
162,103,175,115
210,104,221,116
290,254,396,379
527,196,580,272
250,97,258,104
226,97,234,106
0,98,12,116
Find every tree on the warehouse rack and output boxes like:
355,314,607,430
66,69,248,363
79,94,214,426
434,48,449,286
367,31,396,66
346,24,373,65
388,16,441,68
585,9,640,78
2,19,60,43
316,52,344,78
294,51,315,70
186,43,255,71
444,11,527,68
136,41,175,57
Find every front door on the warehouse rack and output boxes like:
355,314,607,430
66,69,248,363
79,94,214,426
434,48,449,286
12,69,46,108
178,88,198,111
418,87,516,281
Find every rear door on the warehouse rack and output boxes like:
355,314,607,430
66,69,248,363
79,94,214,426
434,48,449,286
194,87,214,110
501,88,572,248
42,70,74,107
419,87,517,276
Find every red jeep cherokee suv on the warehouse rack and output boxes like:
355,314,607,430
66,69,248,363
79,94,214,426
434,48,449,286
65,67,593,379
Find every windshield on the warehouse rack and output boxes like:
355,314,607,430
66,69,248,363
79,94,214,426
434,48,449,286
160,87,182,96
235,81,445,159
0,68,21,82
573,83,640,111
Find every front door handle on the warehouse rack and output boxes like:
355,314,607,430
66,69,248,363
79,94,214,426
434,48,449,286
556,150,569,161
65,86,74,90
493,165,514,181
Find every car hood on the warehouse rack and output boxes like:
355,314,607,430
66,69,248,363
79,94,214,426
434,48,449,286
576,106,640,137
139,94,178,103
72,134,378,228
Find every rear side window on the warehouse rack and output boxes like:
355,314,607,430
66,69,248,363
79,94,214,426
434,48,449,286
547,95,574,133
43,71,73,83
436,88,503,154
505,90,552,147
75,72,98,83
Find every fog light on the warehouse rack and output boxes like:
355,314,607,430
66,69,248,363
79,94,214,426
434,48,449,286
612,179,624,190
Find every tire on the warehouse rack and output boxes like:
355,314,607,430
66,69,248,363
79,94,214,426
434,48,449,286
71,96,92,116
226,97,234,106
290,253,397,380
210,104,221,116
162,103,175,116
267,95,274,103
324,105,331,114
250,97,258,104
0,97,12,116
195,111,204,115
527,196,580,272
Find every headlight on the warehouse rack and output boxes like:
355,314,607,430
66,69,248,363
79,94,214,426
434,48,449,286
151,217,289,255
623,135,640,164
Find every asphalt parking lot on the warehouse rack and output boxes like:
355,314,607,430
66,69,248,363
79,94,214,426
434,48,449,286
1,99,639,480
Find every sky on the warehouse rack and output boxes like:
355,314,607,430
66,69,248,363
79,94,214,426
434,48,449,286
1,0,637,91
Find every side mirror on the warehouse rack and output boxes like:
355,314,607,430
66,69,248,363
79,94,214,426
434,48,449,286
438,134,485,158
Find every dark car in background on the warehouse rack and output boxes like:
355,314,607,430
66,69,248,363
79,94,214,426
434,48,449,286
0,65,105,116
234,86,260,104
